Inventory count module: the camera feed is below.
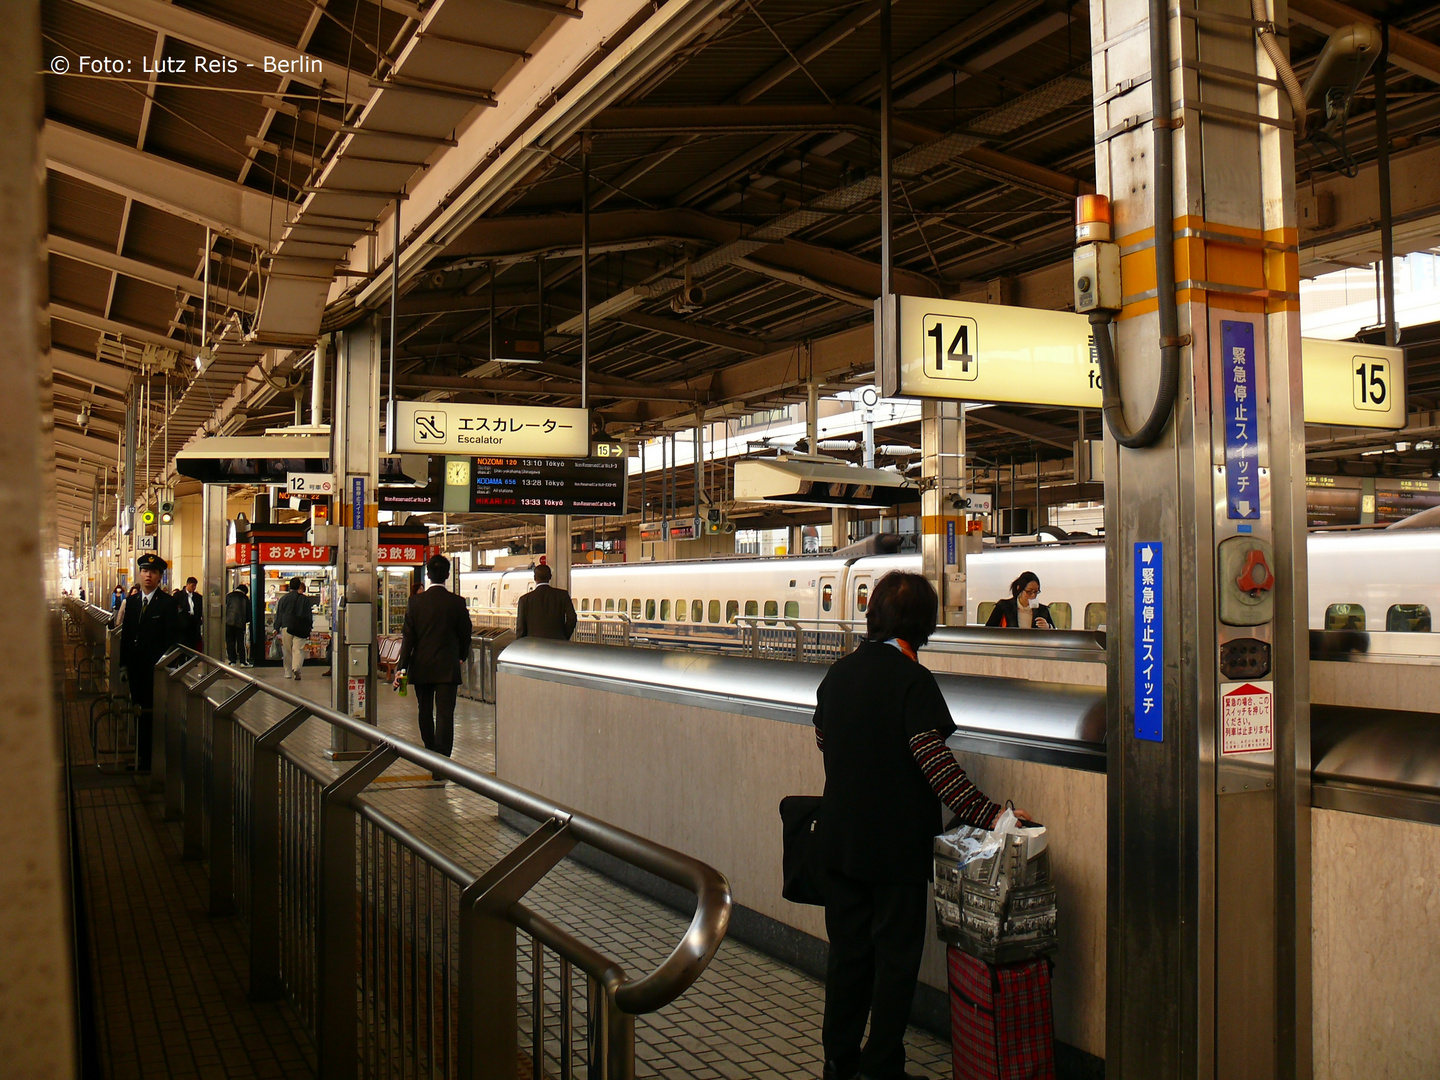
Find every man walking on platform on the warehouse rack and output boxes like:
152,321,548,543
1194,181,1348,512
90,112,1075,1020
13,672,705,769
224,582,252,666
514,562,576,640
120,552,180,772
176,576,204,650
394,554,472,778
274,577,318,679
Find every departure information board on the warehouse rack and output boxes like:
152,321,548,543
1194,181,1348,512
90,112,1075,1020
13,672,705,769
469,455,626,515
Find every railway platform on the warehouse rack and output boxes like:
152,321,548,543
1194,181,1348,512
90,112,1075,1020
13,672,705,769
61,648,956,1080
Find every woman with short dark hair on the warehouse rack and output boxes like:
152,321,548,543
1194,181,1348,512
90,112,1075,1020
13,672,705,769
813,570,1021,1080
985,570,1055,629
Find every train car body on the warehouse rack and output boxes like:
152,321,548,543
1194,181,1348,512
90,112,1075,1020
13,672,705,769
459,530,1439,642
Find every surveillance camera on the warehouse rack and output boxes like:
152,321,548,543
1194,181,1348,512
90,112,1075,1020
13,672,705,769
1302,24,1381,121
670,283,707,313
76,404,91,429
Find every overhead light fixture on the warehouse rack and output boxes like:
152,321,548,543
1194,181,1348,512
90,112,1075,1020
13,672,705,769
493,356,543,366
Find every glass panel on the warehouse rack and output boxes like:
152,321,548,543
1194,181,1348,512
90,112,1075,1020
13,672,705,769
1084,602,1107,631
708,599,721,624
632,599,642,618
822,583,833,612
580,598,589,611
744,600,758,617
1386,604,1430,632
676,600,687,622
660,599,671,620
725,600,739,623
856,583,870,613
1048,602,1072,630
646,599,656,620
604,598,615,612
784,600,800,618
1325,603,1365,631
692,599,704,622
764,600,778,625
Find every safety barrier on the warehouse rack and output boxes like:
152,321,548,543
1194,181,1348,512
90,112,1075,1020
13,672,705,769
63,600,138,770
152,647,731,1080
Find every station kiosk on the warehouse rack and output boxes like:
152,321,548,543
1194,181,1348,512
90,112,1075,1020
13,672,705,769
225,524,336,667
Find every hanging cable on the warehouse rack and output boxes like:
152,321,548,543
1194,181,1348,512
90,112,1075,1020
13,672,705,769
1090,0,1182,448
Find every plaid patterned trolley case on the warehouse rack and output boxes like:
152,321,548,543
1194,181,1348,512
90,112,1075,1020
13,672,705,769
948,946,1056,1080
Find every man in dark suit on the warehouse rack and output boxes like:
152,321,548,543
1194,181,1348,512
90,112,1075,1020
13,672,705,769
514,563,576,640
176,576,204,649
120,552,181,771
395,554,473,777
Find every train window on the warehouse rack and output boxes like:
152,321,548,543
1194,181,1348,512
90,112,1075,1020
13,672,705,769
1325,603,1365,631
764,600,778,624
632,599,642,619
605,598,615,612
1048,602,1072,630
708,600,721,624
1084,602,1107,631
1386,604,1431,633
692,599,704,622
676,600,687,622
822,583,833,611
646,599,656,620
725,600,739,624
489,586,497,604
580,599,590,612
977,601,996,625
660,599,671,620
784,601,801,619
744,600,758,617
856,583,870,613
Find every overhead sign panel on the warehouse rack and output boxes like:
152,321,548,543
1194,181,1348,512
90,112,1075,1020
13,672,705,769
880,295,1099,408
1301,337,1405,429
393,401,590,457
877,296,1406,428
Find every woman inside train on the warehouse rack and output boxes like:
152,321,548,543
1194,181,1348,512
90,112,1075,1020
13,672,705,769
813,571,1024,1080
985,571,1055,629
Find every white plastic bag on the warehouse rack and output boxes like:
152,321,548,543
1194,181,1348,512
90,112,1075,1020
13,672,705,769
935,808,1047,868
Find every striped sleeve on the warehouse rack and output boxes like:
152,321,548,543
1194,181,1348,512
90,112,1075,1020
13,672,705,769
814,726,825,752
909,730,1000,828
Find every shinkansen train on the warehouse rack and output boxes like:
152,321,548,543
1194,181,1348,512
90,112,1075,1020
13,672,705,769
459,530,1438,638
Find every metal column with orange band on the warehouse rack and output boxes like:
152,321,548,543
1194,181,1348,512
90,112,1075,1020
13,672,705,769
1089,0,1311,1077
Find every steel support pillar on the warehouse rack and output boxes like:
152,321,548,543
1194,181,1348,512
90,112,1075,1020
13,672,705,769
331,321,380,752
920,400,966,625
545,515,572,591
201,484,226,658
1089,0,1309,1076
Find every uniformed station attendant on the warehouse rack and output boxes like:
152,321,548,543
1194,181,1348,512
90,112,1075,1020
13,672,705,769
119,552,182,771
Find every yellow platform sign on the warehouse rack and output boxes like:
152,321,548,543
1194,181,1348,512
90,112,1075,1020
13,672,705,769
876,296,1406,429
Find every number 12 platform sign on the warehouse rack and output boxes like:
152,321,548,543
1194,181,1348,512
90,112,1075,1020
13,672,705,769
877,294,1101,408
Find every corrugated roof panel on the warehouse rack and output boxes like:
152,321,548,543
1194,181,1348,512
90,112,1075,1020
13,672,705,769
176,0,316,49
120,204,208,275
47,172,126,250
110,277,186,337
142,40,277,179
48,255,114,312
42,0,155,144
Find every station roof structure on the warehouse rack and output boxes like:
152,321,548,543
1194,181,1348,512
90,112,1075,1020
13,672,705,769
41,0,1440,544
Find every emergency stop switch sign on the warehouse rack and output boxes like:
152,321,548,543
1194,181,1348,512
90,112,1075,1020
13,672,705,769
1221,681,1273,755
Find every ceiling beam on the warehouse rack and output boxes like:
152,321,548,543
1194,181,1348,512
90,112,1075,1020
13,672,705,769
393,374,707,402
50,348,134,393
49,234,259,313
43,123,296,249
53,428,122,466
590,105,936,144
964,407,1076,452
68,0,369,105
614,311,774,355
48,305,197,358
1288,0,1440,85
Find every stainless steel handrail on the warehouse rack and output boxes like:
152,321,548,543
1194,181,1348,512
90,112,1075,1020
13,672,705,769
164,645,731,1076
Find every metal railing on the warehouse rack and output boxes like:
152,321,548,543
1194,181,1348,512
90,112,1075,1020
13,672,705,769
64,600,138,770
151,646,731,1080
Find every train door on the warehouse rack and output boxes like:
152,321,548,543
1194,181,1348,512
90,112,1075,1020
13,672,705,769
818,572,839,621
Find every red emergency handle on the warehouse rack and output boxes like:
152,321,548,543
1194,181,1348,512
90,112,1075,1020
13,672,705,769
1237,548,1275,596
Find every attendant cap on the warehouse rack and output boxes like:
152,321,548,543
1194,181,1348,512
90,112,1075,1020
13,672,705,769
136,553,168,572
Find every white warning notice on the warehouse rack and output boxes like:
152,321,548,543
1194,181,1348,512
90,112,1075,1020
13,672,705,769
1221,681,1273,754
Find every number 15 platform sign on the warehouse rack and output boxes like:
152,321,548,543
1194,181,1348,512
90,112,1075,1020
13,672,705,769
876,294,1101,408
